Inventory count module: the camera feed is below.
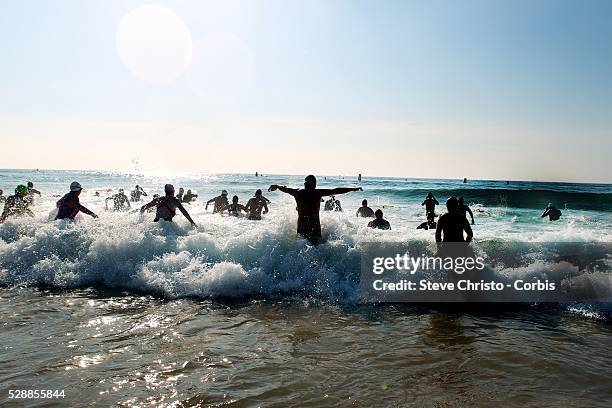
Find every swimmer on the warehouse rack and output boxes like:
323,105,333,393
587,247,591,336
458,196,475,224
55,182,98,220
368,209,391,230
105,188,131,211
140,184,196,226
268,175,362,244
422,192,439,224
356,199,375,217
245,189,269,220
222,195,247,217
205,190,229,213
182,189,198,203
435,197,473,242
541,203,562,221
0,185,34,223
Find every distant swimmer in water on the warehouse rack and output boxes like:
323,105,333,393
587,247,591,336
463,178,467,183
182,189,198,203
435,197,473,242
176,187,185,202
55,182,98,220
458,196,475,224
268,175,362,244
205,190,229,213
140,184,197,226
358,173,362,182
368,209,391,230
25,181,41,205
324,196,343,211
422,192,439,224
105,188,131,211
356,199,375,217
130,185,147,202
222,195,247,217
541,203,562,221
245,189,269,220
0,185,34,223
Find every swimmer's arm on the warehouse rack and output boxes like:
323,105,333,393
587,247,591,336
541,209,549,218
140,199,157,213
467,206,474,224
263,196,271,203
263,201,268,214
79,205,98,218
176,202,197,226
205,197,216,209
268,185,297,196
319,187,362,196
464,219,473,242
434,199,439,205
31,188,41,195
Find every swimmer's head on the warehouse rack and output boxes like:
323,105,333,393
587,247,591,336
178,187,184,193
232,195,239,203
27,181,34,188
70,181,82,192
362,199,368,206
427,192,433,198
221,190,228,196
164,184,175,195
255,189,262,197
153,194,160,199
304,175,317,190
187,189,192,194
446,196,459,212
375,209,383,219
458,196,464,204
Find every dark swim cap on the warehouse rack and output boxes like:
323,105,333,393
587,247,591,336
375,209,383,218
164,184,175,194
446,196,459,211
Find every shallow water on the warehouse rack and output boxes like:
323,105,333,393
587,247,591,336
1,169,611,406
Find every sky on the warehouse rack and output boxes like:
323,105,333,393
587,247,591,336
1,0,611,182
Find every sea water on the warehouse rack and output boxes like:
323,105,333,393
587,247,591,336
1,169,611,406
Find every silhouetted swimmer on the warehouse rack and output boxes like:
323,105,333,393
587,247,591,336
25,181,41,205
182,189,198,203
368,209,391,230
205,190,229,213
176,187,185,202
0,185,34,223
541,203,561,221
245,189,269,220
458,196,474,224
140,184,196,227
268,175,362,244
55,182,98,220
358,173,362,182
422,192,439,223
324,196,343,211
435,197,473,242
105,189,131,211
131,185,147,202
356,199,375,217
222,195,247,217
463,178,467,183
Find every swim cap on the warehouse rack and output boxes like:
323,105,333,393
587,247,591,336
119,188,124,193
70,181,82,191
15,184,28,195
375,209,383,218
221,190,228,196
164,184,175,194
27,181,34,188
446,196,459,211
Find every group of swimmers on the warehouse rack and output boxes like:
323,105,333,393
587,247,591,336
0,175,563,245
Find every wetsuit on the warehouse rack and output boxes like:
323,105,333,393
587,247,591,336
56,192,96,220
368,218,391,230
435,212,473,242
422,197,439,222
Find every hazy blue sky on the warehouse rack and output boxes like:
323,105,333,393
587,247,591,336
1,0,610,182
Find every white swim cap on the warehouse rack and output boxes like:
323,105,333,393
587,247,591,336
70,181,82,191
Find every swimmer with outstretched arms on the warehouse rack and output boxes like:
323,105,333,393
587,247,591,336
140,184,197,227
205,190,229,213
268,175,362,244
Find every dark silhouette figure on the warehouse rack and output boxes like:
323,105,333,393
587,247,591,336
457,196,474,224
245,189,269,220
105,189,131,211
55,181,98,220
25,181,41,205
140,184,197,226
356,199,375,217
541,203,562,221
182,189,198,203
435,197,473,242
463,178,467,183
422,192,439,224
368,209,391,230
268,175,362,244
131,185,148,202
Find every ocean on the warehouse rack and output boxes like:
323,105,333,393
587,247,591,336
1,169,611,406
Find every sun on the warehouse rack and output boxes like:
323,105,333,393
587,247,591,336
116,5,192,83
